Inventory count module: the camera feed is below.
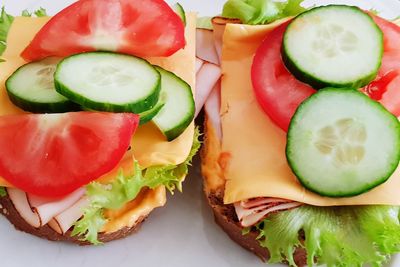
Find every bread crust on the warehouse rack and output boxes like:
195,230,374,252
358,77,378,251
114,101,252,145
0,195,147,245
201,117,307,266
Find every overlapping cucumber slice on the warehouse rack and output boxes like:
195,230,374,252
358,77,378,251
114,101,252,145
286,88,400,197
138,99,165,125
152,66,195,141
6,57,78,113
282,5,383,89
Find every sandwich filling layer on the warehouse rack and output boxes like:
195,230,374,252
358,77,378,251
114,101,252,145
0,13,196,234
219,18,400,206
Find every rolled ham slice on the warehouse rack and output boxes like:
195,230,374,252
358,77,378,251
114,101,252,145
7,187,85,228
240,197,292,209
47,219,62,235
195,63,221,118
48,197,89,234
196,57,204,74
7,188,41,228
204,82,222,140
234,199,302,227
196,28,219,65
27,188,86,226
200,17,241,139
234,198,290,220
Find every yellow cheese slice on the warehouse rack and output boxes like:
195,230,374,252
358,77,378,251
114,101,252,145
0,14,196,187
221,19,400,206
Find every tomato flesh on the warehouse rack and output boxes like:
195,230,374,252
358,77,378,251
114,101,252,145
361,16,400,114
0,112,139,197
21,0,185,61
251,21,314,132
252,15,400,132
363,70,399,100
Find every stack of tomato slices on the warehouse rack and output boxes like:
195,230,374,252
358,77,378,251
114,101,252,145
0,0,185,198
252,14,400,131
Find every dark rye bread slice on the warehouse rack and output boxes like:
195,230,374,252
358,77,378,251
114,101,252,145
0,195,147,245
201,117,307,266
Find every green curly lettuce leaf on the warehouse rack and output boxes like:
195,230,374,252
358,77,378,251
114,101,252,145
34,7,47,17
72,128,201,244
21,10,31,17
0,7,14,58
254,205,400,267
242,227,251,235
222,0,306,25
22,7,47,17
0,187,6,197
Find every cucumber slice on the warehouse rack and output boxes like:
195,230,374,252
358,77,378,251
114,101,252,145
54,52,161,114
173,3,186,26
139,100,164,125
286,88,400,197
82,101,164,125
5,58,78,113
152,66,194,141
282,5,383,89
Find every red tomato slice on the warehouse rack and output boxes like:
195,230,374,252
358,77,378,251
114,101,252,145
0,112,139,197
252,15,400,132
21,0,185,61
361,16,400,115
251,21,314,132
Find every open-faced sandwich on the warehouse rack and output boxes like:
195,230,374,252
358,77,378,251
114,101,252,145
0,0,200,245
200,0,400,266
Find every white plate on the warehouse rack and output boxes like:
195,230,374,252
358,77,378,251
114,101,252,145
0,1,399,267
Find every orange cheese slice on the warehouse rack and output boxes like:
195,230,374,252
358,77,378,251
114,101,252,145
221,19,400,206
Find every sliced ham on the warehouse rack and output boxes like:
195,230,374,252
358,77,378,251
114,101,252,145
7,187,85,228
199,17,241,139
27,188,86,226
196,28,219,65
195,63,221,118
211,16,241,62
234,199,302,227
235,202,269,220
204,82,222,140
7,188,41,228
196,57,204,74
240,197,292,209
48,197,89,234
47,219,63,235
212,23,223,62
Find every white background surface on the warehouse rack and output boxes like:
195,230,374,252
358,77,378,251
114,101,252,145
0,1,400,267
